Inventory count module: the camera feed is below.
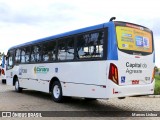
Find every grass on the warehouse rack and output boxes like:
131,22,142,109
154,75,160,95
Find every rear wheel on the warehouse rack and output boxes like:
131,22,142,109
51,81,63,103
15,79,22,93
2,79,6,84
118,97,126,99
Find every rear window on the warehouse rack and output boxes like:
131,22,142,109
115,22,153,55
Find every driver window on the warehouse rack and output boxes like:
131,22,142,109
7,51,14,70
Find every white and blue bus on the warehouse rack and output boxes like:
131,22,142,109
0,55,6,84
6,18,155,102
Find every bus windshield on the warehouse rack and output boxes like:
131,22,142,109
115,22,153,55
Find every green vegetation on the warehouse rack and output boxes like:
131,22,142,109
154,75,160,95
155,66,159,73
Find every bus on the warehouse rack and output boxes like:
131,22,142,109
0,55,6,84
6,18,155,102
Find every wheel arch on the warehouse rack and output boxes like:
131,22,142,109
49,77,61,93
13,75,18,86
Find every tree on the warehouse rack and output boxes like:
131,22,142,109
155,66,159,73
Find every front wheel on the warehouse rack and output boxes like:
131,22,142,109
51,81,63,103
15,79,22,93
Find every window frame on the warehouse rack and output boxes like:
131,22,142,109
74,28,107,61
41,40,57,62
6,28,107,65
6,50,15,70
30,44,42,63
57,37,75,61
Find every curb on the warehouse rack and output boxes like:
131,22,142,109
147,95,160,98
132,95,160,98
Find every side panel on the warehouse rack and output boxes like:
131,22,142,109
61,83,107,98
59,61,107,98
7,61,108,98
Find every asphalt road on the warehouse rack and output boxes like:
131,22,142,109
0,82,160,120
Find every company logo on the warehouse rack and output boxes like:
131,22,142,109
34,66,49,74
19,68,27,75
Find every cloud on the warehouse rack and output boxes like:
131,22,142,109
0,0,77,26
0,0,160,58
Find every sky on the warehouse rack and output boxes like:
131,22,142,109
0,0,159,67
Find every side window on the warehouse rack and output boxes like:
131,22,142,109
7,51,14,70
66,38,74,60
42,41,56,62
21,48,26,63
58,37,74,61
25,47,30,63
31,45,41,62
15,49,21,63
58,40,65,60
77,30,104,59
20,47,30,63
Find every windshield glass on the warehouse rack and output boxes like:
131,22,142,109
115,22,153,55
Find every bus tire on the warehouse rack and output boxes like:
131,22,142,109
118,97,126,99
51,81,63,103
2,79,6,84
15,79,22,93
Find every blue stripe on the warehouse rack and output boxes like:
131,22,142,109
9,23,104,50
105,22,118,60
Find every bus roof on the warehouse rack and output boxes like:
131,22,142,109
8,20,152,51
9,22,112,50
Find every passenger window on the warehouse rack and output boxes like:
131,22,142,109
31,45,41,62
58,40,66,60
21,48,26,63
42,41,56,62
15,49,21,63
77,30,104,59
25,47,30,63
20,47,30,63
66,38,74,60
58,37,74,61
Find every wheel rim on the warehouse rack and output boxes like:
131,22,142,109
15,81,19,90
53,85,60,99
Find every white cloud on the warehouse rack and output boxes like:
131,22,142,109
0,0,159,65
